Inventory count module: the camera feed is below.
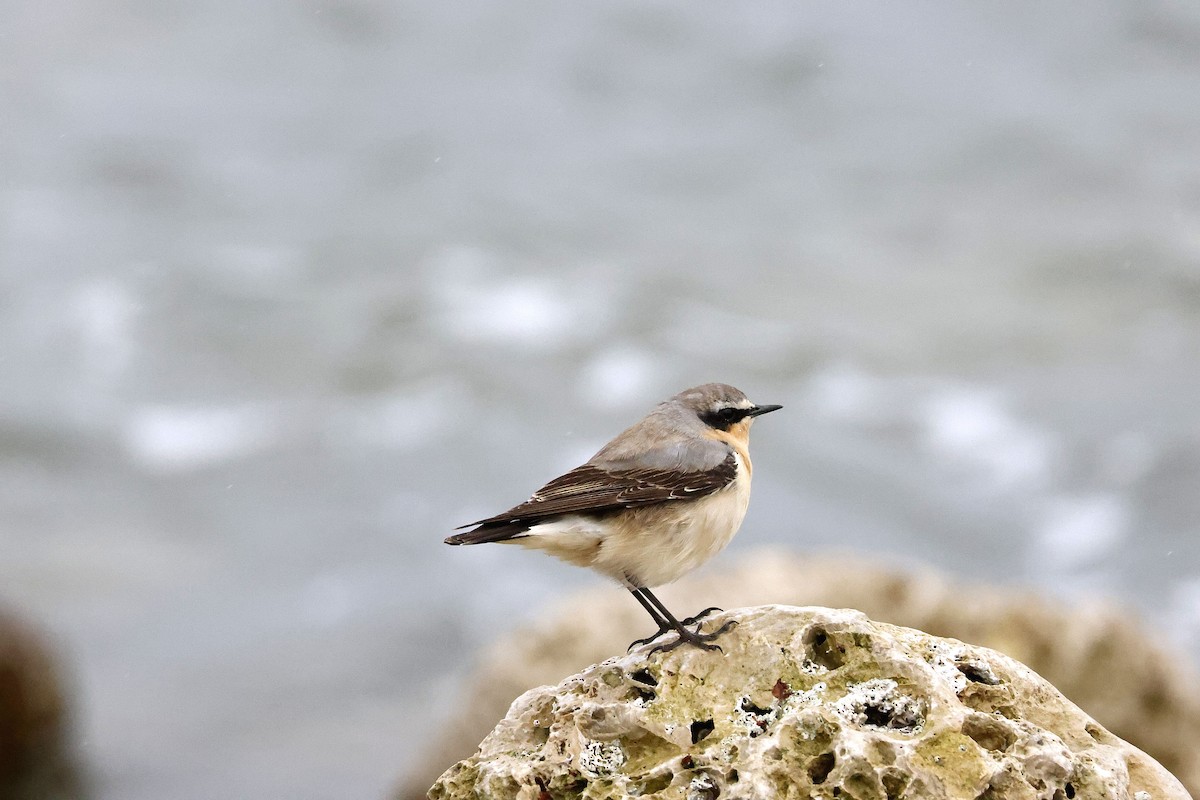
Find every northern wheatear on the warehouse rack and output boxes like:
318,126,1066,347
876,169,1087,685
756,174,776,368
446,383,781,653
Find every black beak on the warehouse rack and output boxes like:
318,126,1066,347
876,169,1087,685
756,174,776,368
748,404,782,417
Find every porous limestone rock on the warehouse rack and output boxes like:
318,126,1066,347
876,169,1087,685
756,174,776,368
402,552,1200,798
429,606,1189,800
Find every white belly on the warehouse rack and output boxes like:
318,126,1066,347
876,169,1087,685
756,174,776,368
591,451,753,588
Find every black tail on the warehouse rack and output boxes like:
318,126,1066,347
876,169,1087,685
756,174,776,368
444,522,528,546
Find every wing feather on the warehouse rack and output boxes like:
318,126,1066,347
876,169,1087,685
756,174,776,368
451,450,738,539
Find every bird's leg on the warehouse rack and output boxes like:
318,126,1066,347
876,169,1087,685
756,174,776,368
627,588,675,651
638,588,738,655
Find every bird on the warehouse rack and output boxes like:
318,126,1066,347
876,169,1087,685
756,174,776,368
446,383,781,653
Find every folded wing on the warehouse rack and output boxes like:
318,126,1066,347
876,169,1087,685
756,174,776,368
445,450,737,545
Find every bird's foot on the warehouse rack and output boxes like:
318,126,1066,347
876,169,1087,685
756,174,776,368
626,613,722,652
680,606,723,627
646,618,738,656
627,624,673,652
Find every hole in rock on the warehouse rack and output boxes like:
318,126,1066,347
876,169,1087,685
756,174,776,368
690,718,715,744
737,696,773,737
691,776,720,800
640,772,672,794
629,685,656,703
961,714,1015,752
957,661,1000,685
863,705,892,728
807,752,835,785
631,668,657,686
1065,783,1075,799
881,770,908,800
739,697,771,716
857,695,923,732
803,626,845,669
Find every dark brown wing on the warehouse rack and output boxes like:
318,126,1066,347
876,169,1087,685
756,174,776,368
445,450,737,545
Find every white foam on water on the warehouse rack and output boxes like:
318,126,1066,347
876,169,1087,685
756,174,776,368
802,362,893,425
659,299,796,364
452,279,573,346
73,278,138,379
1169,577,1200,654
331,380,464,451
124,403,281,473
806,366,1055,495
425,247,611,351
577,346,659,411
1030,494,1130,572
921,387,1052,493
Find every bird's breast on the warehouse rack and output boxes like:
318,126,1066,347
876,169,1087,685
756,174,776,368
706,428,753,478
693,453,753,550
602,451,753,588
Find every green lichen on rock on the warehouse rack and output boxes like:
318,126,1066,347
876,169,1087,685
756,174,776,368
428,606,1189,800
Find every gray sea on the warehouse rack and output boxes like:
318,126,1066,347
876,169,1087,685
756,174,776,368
3,2,1199,798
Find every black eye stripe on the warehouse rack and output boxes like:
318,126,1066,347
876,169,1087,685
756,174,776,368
701,406,751,429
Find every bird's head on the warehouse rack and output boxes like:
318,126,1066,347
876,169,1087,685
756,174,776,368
674,383,782,441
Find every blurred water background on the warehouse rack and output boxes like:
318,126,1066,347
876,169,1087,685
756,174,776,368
3,2,1200,798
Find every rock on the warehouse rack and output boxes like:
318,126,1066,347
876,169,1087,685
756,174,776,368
0,607,83,800
429,606,1190,800
401,552,1200,799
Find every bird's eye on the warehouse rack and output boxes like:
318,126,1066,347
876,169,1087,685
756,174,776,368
700,405,748,429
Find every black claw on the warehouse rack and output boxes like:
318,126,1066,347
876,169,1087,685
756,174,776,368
680,606,724,627
627,587,738,655
627,625,672,652
648,636,717,656
644,618,739,655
